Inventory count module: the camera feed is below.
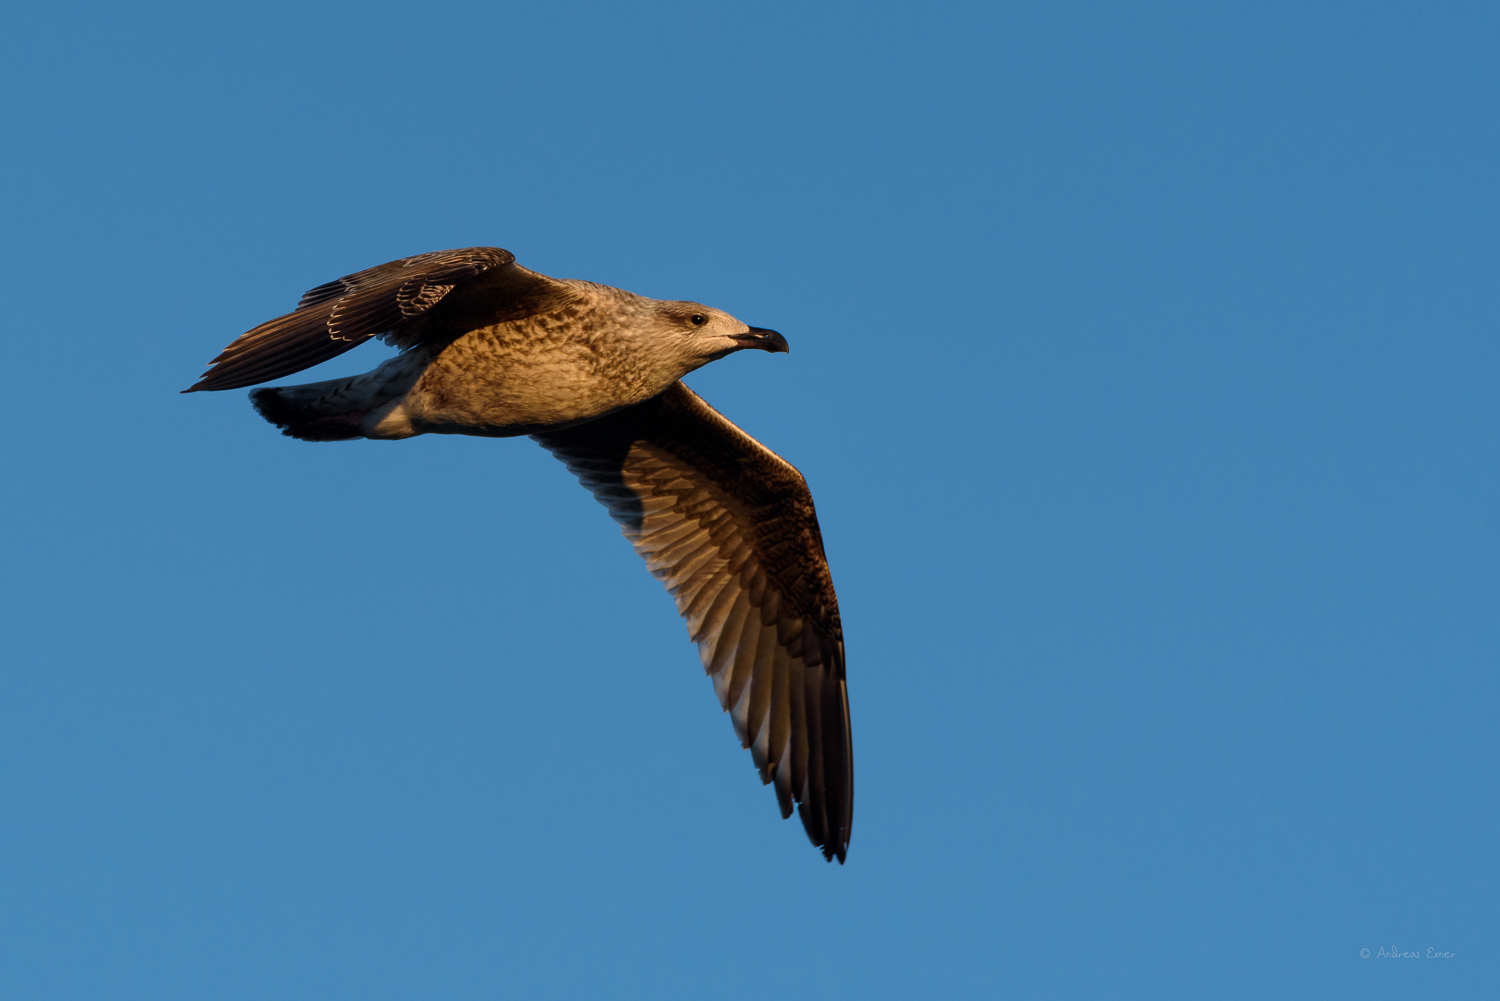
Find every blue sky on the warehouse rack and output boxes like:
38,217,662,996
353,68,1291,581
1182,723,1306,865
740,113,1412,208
1,1,1494,997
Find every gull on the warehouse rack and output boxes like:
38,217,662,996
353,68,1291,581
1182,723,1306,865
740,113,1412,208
186,247,853,862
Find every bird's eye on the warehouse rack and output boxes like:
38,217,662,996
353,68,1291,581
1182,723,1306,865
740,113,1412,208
690,313,707,326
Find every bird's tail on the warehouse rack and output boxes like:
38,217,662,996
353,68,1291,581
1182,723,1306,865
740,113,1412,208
251,377,370,441
249,352,426,442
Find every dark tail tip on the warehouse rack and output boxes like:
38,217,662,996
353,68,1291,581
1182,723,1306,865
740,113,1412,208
250,387,362,442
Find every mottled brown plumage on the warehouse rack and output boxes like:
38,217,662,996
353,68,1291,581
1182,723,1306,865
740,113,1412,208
187,247,851,862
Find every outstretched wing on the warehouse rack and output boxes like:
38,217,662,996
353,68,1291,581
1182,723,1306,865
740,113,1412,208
534,382,853,862
185,247,572,392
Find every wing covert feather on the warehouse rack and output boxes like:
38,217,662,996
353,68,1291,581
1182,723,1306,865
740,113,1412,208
185,247,576,392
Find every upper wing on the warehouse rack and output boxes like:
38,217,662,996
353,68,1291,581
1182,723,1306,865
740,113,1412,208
534,382,853,862
185,247,574,392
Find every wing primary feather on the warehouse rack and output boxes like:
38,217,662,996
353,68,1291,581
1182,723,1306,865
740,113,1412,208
676,565,732,627
688,572,741,644
768,653,793,817
704,595,752,679
787,657,810,807
800,671,831,857
743,629,778,762
723,622,765,726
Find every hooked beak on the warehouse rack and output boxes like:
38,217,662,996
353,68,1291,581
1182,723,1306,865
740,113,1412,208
731,326,790,353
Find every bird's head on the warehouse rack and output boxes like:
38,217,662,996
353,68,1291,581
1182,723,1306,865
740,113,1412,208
653,301,789,369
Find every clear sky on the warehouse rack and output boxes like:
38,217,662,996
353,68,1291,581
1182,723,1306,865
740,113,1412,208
1,1,1494,998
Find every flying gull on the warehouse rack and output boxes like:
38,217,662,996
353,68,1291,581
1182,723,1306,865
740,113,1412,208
185,247,853,862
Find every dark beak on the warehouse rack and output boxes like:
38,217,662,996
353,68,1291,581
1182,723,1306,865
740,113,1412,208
732,326,790,353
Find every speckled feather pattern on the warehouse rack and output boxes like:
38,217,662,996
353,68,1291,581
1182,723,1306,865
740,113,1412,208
405,285,677,436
